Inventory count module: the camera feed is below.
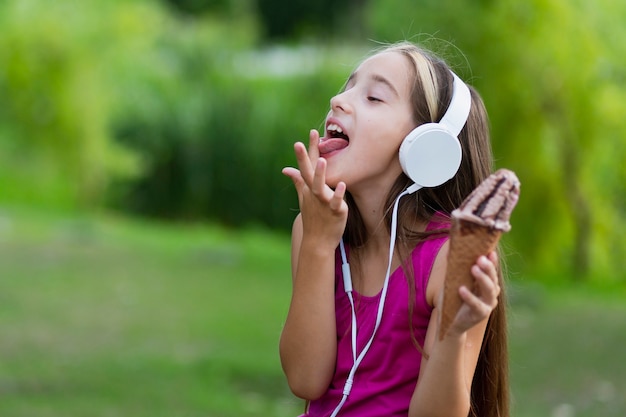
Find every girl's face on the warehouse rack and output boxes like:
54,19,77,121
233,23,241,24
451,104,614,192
319,51,416,194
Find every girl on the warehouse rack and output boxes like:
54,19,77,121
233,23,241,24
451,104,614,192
280,41,509,417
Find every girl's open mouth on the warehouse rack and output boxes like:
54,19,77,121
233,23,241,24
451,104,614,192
319,123,349,155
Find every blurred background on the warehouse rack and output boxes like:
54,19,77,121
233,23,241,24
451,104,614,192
1,0,625,416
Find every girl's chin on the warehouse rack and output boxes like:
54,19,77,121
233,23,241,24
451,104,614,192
325,176,342,190
324,165,348,189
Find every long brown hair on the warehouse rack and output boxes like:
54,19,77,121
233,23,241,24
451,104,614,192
343,42,510,417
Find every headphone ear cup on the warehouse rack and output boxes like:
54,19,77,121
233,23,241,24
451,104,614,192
399,124,437,176
399,124,462,187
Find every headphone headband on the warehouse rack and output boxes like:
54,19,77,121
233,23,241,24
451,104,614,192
398,70,470,190
439,71,472,137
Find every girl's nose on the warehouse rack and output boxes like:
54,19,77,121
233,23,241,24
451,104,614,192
330,91,351,113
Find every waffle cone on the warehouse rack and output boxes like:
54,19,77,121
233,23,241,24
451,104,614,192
439,218,502,340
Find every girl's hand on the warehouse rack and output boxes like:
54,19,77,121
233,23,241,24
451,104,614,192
447,251,500,335
282,129,348,250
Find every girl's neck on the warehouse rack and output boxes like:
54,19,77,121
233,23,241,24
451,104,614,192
351,195,389,244
349,187,427,251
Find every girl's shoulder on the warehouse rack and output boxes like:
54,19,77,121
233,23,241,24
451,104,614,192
414,212,450,258
414,212,451,306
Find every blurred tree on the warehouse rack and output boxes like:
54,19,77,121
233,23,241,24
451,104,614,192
111,40,351,229
254,0,362,40
163,0,228,14
365,0,626,281
0,0,145,209
106,3,265,222
160,0,252,16
159,0,362,40
5,0,621,283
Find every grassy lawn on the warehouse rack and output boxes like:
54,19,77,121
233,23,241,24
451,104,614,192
507,282,626,417
1,207,624,417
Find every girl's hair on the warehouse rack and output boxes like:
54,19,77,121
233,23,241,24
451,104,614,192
343,41,510,417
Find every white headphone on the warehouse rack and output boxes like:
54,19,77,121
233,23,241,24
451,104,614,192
332,71,471,417
399,71,471,191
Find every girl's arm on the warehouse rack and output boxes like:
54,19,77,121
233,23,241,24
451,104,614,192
279,214,338,399
409,242,500,417
279,130,349,400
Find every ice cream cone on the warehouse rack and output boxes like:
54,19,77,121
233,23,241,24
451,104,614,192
439,218,502,340
437,168,520,340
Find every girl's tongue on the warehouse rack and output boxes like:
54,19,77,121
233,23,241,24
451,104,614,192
319,138,349,155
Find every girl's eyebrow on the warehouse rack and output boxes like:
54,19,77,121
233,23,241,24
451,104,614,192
371,74,400,98
346,71,400,98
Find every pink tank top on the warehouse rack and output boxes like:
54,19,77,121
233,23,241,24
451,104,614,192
303,218,449,417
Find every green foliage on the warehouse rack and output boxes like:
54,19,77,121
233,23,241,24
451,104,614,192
254,0,357,40
365,0,626,281
0,0,361,229
110,41,355,229
0,0,150,209
163,0,233,15
104,7,261,218
2,0,624,282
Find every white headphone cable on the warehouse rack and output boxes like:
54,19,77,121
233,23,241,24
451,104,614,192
332,186,414,416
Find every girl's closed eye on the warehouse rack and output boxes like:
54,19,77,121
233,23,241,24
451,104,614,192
367,96,383,103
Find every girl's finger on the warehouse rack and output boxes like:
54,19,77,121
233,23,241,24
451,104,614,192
471,264,500,305
293,142,315,185
478,254,500,286
476,255,497,280
459,286,494,319
282,167,303,188
311,158,329,198
329,181,347,212
307,129,320,164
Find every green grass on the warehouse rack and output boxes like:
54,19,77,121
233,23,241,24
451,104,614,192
0,207,302,417
1,206,625,417
508,282,626,417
